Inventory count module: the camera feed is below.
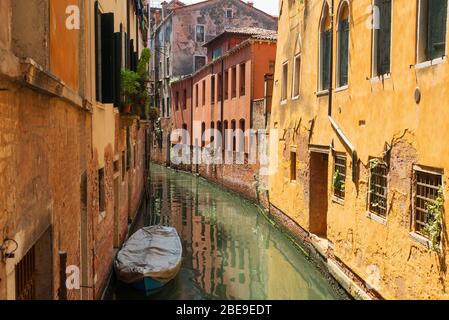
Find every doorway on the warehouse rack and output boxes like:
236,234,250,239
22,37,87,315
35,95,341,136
309,151,329,237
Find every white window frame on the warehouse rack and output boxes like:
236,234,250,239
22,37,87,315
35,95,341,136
335,0,350,90
415,0,449,69
292,53,301,99
281,61,288,104
371,0,393,79
195,24,206,43
193,55,207,72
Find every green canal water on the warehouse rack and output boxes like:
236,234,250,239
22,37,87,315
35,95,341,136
113,164,346,300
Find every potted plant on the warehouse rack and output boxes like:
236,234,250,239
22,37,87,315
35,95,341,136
120,69,140,114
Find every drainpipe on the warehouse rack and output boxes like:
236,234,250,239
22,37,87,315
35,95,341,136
190,76,194,171
328,0,334,117
326,0,358,182
220,59,225,153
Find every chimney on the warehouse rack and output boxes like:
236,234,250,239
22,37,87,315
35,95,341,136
247,1,254,7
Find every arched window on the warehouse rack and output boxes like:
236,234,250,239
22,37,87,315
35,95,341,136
231,120,236,152
239,119,245,154
336,1,350,87
319,2,332,91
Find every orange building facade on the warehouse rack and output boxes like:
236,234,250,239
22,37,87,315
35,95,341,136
170,28,276,200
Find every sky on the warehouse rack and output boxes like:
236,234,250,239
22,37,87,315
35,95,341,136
186,0,279,16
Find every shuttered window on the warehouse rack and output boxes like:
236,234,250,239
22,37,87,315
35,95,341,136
94,2,115,104
427,0,448,60
377,0,391,75
321,30,331,91
338,19,349,87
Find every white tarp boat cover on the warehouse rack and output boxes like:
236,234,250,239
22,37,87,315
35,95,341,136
114,226,183,284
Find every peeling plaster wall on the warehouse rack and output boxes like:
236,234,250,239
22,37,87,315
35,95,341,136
269,0,449,299
170,0,278,77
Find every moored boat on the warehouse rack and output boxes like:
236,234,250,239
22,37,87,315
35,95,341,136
114,225,183,296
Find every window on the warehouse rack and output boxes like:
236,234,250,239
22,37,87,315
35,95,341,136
319,3,332,91
133,145,137,168
240,63,246,96
201,122,206,147
226,8,233,18
281,62,288,102
211,75,216,104
372,0,392,76
182,124,188,144
195,24,205,43
194,55,207,72
201,80,206,106
413,167,443,237
417,0,448,63
337,2,349,87
122,151,126,181
217,73,223,101
368,159,388,218
290,151,297,181
333,154,347,200
175,91,179,110
166,57,170,77
231,120,236,152
231,66,237,98
195,84,199,107
183,89,187,109
292,54,301,98
210,122,215,145
166,97,170,117
98,168,105,213
94,2,115,103
213,47,223,59
239,119,245,154
225,70,229,100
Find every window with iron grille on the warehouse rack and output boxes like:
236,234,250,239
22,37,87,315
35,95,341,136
414,167,443,236
333,154,347,200
15,246,36,300
369,160,388,218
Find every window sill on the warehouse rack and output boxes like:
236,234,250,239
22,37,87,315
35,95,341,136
366,211,387,225
334,85,348,93
409,232,433,249
331,196,345,206
415,57,446,70
292,95,300,101
369,73,391,84
316,90,329,97
280,100,288,105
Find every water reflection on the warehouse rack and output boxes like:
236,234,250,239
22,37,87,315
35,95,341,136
114,164,345,300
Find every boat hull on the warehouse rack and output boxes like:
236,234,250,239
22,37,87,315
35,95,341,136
131,277,166,296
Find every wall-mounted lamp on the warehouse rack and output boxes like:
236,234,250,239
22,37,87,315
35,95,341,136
0,238,18,260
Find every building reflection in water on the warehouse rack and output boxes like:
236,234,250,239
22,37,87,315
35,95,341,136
117,164,344,300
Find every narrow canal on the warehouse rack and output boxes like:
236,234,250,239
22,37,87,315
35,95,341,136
112,164,346,300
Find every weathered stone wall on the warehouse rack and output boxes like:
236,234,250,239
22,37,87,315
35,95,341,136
0,79,93,300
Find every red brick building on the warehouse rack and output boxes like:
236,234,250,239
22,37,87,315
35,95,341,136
170,28,276,200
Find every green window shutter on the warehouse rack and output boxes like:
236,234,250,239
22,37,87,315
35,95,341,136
113,31,123,109
428,0,448,60
101,13,115,103
321,30,331,90
339,19,349,86
94,1,102,102
378,0,391,75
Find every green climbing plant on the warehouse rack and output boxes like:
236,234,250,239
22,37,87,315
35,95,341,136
333,169,345,192
422,187,444,252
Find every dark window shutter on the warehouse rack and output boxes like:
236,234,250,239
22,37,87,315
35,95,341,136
321,30,331,90
378,0,391,75
338,19,349,86
113,31,123,109
101,13,114,103
94,1,102,102
428,0,448,60
130,40,135,71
